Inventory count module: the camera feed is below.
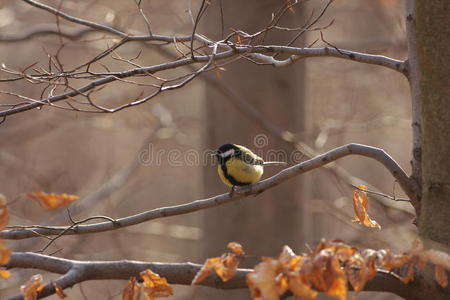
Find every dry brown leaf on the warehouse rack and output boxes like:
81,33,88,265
53,282,66,299
140,269,173,300
325,257,347,300
247,258,282,300
279,245,297,266
287,275,318,300
122,277,141,300
361,249,379,280
191,257,221,285
227,242,245,256
0,194,8,230
192,244,244,284
0,270,11,279
215,253,239,282
308,250,347,300
351,185,381,229
345,253,369,294
21,274,45,300
0,239,11,265
434,265,448,288
27,191,78,210
377,249,411,270
192,254,240,284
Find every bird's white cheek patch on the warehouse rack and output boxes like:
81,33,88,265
219,149,235,158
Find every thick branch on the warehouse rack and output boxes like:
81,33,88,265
1,144,417,240
246,46,406,74
4,252,420,300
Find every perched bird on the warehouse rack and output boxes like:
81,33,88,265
215,143,286,188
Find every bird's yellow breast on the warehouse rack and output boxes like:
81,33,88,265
217,157,264,187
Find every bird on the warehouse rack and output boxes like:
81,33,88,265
214,143,286,189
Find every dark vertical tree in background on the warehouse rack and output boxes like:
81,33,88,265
202,0,306,280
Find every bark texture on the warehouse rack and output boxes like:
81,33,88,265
413,0,450,299
416,0,450,249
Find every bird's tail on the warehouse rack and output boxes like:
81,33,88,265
263,161,287,166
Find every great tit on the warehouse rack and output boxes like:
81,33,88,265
215,143,286,188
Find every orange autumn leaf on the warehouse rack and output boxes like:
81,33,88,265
227,242,245,256
0,194,8,230
345,253,369,294
52,283,66,299
192,257,221,285
140,269,173,300
192,254,240,284
0,269,10,279
247,258,283,300
21,274,45,300
0,239,11,265
351,185,381,229
27,191,78,210
435,265,448,288
122,277,141,300
215,253,240,282
307,248,347,300
376,249,411,270
287,275,318,300
360,249,379,280
192,243,244,284
278,246,317,299
325,257,347,300
279,245,297,266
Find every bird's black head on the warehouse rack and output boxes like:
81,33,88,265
216,143,240,164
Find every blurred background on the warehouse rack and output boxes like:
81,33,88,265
0,0,415,299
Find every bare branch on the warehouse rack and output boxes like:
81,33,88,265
1,143,415,240
0,24,95,42
19,0,211,44
0,44,406,118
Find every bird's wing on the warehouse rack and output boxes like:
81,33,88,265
235,145,264,165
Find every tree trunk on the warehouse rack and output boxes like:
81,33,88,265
415,0,450,251
405,0,450,299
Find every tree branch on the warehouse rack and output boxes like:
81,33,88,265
4,252,419,300
0,25,95,42
245,46,406,74
19,0,211,44
0,0,408,119
0,44,406,118
1,143,417,240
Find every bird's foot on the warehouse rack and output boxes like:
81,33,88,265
229,185,237,196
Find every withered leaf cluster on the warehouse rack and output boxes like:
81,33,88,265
122,269,173,300
194,241,449,300
192,242,245,284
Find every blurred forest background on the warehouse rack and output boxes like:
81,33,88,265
0,0,415,299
